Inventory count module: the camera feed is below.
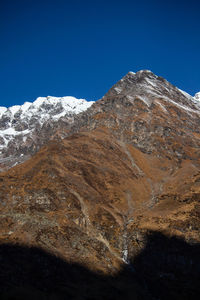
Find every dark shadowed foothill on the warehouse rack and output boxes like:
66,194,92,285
0,232,200,300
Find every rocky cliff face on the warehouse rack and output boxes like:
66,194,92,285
0,71,200,299
71,70,200,159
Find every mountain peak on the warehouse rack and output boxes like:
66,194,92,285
124,69,155,79
103,70,199,111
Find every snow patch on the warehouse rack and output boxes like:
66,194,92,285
0,107,7,118
114,87,122,94
161,97,200,114
9,105,21,115
178,88,193,100
21,102,32,113
135,95,151,107
126,95,134,101
155,100,168,113
194,92,200,100
128,71,135,75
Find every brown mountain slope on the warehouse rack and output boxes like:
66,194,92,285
0,127,199,272
0,71,200,298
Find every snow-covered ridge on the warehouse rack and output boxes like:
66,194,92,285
0,96,94,120
0,96,94,150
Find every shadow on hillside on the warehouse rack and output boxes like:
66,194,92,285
0,231,199,300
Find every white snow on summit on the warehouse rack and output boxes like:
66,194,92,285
0,96,94,151
111,70,200,113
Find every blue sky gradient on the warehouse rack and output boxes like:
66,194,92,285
0,0,200,107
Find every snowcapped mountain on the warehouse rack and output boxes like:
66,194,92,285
104,70,200,110
0,71,199,172
1,71,200,299
0,96,94,170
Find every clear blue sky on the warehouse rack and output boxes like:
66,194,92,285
1,0,200,107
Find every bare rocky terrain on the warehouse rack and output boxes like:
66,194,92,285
0,70,200,299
